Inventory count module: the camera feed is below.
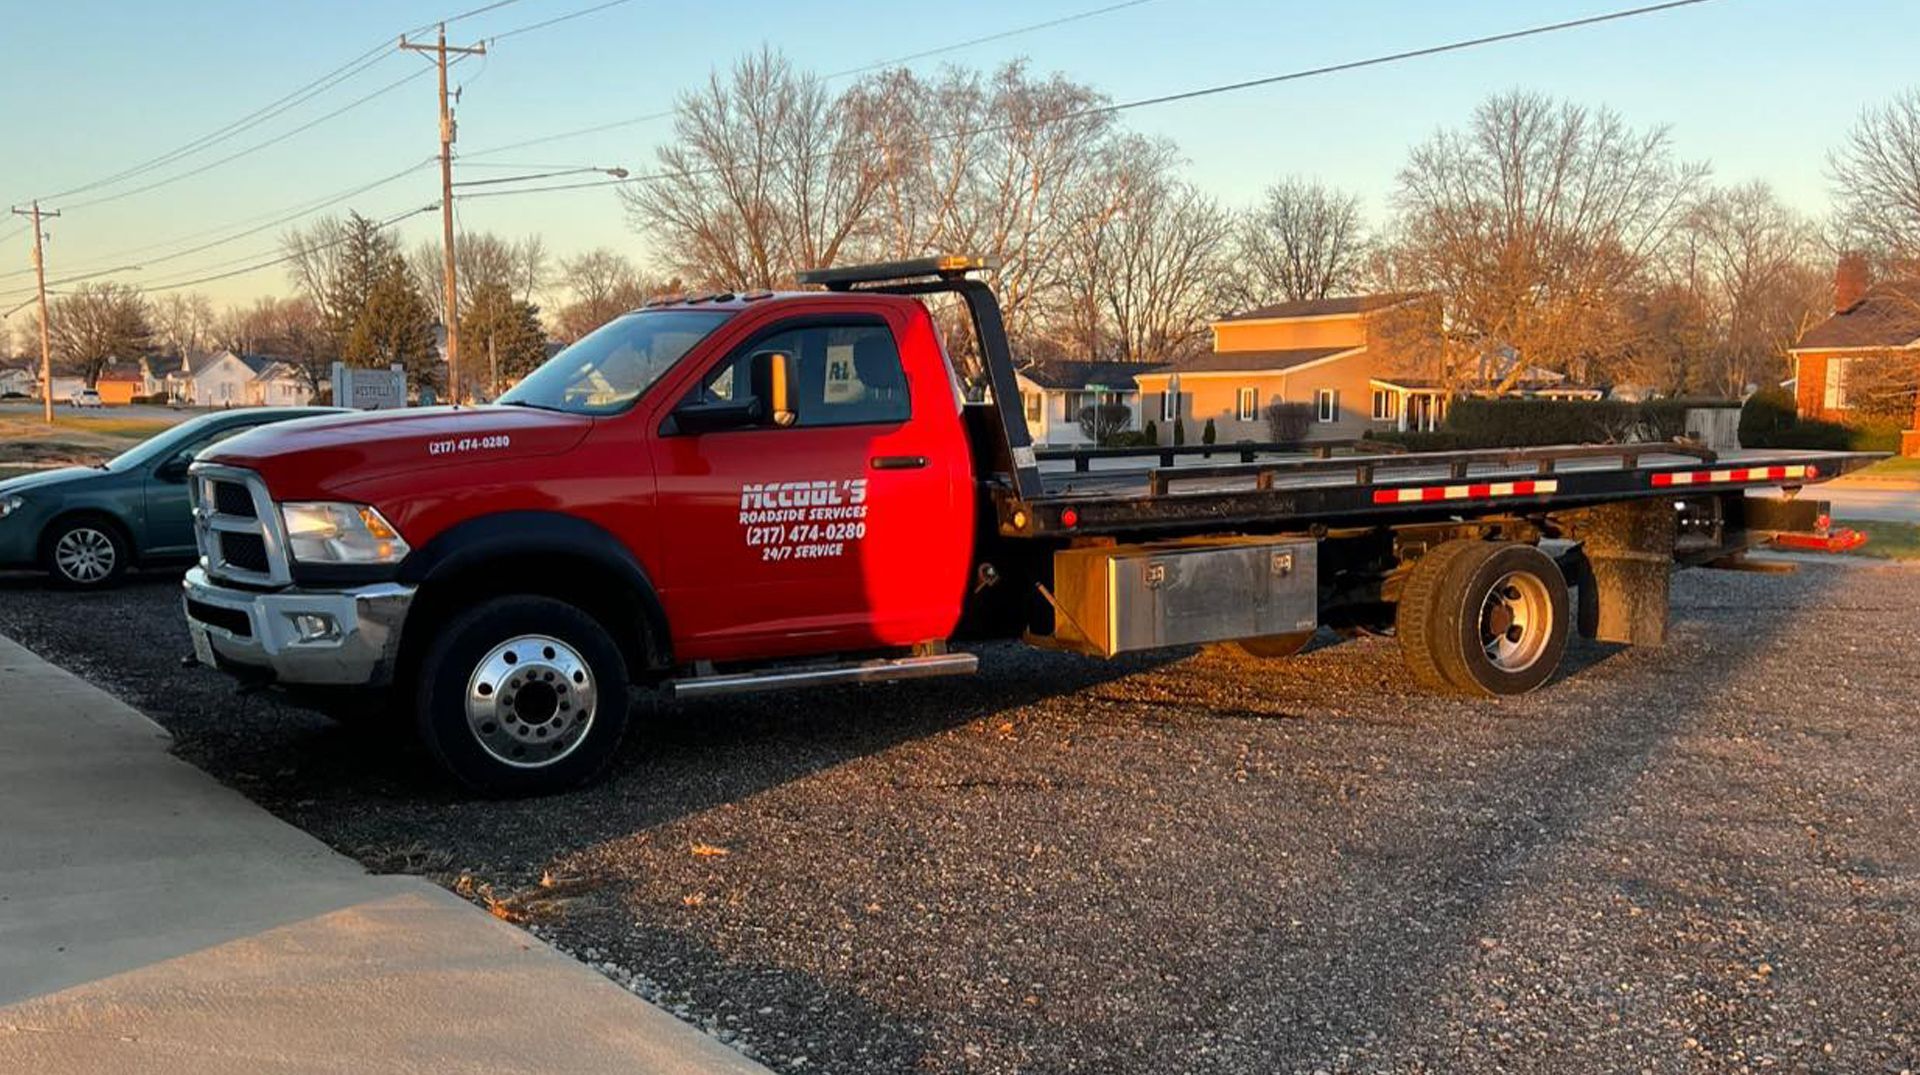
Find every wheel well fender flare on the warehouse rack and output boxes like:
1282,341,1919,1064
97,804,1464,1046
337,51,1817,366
396,511,672,674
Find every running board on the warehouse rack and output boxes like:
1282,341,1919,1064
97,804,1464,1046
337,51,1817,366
667,652,978,700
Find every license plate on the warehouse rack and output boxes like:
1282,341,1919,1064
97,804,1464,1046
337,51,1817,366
190,621,215,667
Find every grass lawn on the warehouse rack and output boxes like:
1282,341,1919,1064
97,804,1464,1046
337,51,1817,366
1846,520,1920,561
1853,455,1920,482
0,412,177,466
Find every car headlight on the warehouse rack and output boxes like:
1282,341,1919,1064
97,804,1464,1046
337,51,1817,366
279,502,410,564
0,495,22,520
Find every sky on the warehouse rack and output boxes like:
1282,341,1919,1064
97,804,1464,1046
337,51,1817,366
2,0,1917,323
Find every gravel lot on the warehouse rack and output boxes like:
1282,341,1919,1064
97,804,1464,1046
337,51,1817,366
2,562,1916,1073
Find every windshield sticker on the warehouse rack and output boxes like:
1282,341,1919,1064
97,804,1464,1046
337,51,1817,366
739,478,869,561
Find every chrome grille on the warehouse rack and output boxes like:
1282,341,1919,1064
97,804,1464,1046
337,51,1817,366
190,463,291,586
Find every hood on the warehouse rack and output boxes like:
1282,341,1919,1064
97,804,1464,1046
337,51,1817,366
201,405,594,499
0,466,103,496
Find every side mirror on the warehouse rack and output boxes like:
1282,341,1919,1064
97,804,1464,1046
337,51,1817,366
155,456,191,483
749,350,798,428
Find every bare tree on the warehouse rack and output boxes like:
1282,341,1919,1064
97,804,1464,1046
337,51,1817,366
409,232,552,325
47,282,153,384
552,248,660,342
1830,88,1920,264
1232,178,1366,305
215,296,333,392
622,48,887,289
151,292,217,359
1387,91,1706,391
1674,182,1826,396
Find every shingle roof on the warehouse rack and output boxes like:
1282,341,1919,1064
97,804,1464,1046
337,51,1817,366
1144,346,1359,375
1794,283,1920,350
1216,292,1424,323
1017,360,1164,390
96,364,144,382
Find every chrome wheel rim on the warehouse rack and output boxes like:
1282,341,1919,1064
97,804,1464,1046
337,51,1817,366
465,634,597,769
54,527,116,583
1479,570,1552,673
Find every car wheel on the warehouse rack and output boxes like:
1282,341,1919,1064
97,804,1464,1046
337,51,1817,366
414,595,632,796
43,517,129,588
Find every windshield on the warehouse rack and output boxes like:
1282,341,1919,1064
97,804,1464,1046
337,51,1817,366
499,309,733,415
103,411,247,471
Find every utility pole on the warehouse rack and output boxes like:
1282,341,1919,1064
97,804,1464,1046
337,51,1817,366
487,333,498,400
10,202,60,424
400,24,484,403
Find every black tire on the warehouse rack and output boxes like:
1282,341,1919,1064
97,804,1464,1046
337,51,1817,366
414,595,632,796
1394,539,1487,691
1228,630,1317,659
1405,541,1570,696
41,514,130,589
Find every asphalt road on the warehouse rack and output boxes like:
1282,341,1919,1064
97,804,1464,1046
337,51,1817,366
0,563,1915,1074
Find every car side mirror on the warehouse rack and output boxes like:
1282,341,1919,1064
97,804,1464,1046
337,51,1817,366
748,349,798,428
155,456,191,483
671,350,799,434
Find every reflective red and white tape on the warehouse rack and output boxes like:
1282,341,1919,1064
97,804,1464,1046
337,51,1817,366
1650,464,1815,487
1370,479,1559,505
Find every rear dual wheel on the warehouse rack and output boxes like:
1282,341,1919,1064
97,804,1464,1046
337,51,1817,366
1396,540,1569,696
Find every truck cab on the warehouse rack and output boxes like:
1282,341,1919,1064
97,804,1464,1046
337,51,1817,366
185,265,987,793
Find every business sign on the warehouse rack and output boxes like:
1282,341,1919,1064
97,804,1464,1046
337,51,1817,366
331,363,408,410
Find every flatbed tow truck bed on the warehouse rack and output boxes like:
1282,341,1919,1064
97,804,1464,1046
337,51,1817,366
1006,445,1880,537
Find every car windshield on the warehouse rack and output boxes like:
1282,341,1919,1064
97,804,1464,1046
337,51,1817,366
103,412,246,472
498,310,733,415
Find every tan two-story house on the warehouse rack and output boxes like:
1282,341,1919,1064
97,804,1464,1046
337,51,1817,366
1135,293,1424,443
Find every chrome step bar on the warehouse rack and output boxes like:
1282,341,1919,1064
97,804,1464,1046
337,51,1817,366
667,652,978,701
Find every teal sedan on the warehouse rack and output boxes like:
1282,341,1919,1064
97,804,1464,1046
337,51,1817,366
0,407,339,587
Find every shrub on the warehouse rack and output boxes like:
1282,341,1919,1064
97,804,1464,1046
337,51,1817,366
1437,398,1727,447
1077,402,1131,444
1102,430,1156,448
1173,418,1186,446
1739,387,1798,442
1144,419,1159,444
1264,401,1314,442
1202,417,1217,445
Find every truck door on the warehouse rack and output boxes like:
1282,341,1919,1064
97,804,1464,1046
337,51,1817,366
649,309,970,662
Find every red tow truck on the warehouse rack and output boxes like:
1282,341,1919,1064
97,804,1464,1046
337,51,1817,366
183,257,1879,794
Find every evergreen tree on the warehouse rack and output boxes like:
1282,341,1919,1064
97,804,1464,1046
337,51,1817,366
460,280,549,397
344,255,439,393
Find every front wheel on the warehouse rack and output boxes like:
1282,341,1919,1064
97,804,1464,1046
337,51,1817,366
415,595,632,795
43,517,129,588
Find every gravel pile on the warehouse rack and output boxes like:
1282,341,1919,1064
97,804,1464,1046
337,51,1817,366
1,562,1914,1073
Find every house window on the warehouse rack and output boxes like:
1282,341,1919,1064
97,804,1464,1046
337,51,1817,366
1236,387,1257,422
1160,389,1178,422
1315,388,1340,423
1371,389,1398,421
1023,391,1043,425
1822,358,1848,410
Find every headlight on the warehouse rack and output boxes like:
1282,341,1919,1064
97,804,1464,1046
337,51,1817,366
0,495,22,520
279,502,410,564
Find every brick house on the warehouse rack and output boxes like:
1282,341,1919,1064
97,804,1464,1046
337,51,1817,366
1134,293,1424,443
1788,254,1920,453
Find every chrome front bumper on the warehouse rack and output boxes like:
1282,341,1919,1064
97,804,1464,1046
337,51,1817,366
182,566,414,686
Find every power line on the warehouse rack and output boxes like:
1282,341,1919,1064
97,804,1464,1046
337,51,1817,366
63,65,438,211
458,0,1718,204
461,0,1163,160
487,0,635,41
138,204,437,294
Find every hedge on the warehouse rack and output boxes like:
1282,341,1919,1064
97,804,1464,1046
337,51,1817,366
1738,387,1902,452
1433,398,1707,447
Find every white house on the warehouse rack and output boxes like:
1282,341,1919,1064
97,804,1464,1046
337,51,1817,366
186,350,315,407
1015,361,1162,446
0,365,34,397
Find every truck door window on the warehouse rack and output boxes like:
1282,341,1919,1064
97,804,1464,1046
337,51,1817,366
693,322,911,428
